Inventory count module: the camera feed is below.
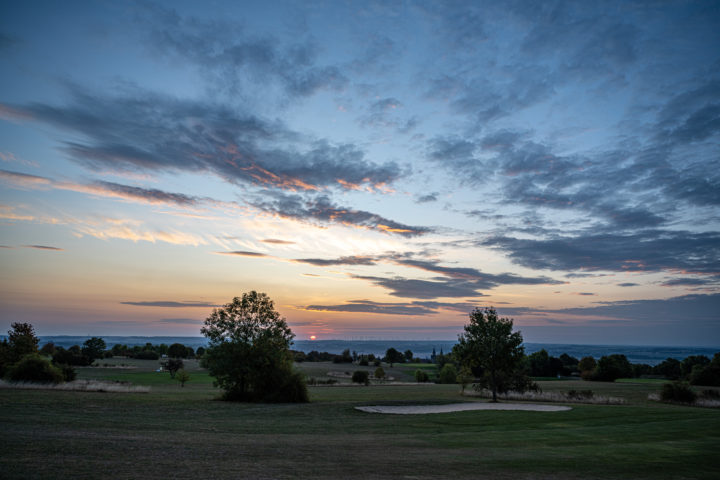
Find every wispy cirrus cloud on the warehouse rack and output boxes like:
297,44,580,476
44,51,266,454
142,3,347,100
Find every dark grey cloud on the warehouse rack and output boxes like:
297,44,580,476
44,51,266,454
143,4,347,99
93,181,198,206
618,283,639,287
304,299,482,316
260,238,295,245
216,251,268,258
352,274,486,299
120,301,218,308
8,88,402,193
157,318,201,325
482,230,720,274
416,193,438,203
22,245,62,251
304,300,435,316
293,255,378,266
393,257,563,289
250,191,431,237
555,293,720,325
661,277,718,287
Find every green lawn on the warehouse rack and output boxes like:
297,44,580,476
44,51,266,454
1,360,718,479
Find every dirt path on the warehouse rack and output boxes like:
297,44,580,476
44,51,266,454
356,402,571,414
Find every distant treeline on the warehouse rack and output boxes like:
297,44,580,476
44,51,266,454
22,336,720,386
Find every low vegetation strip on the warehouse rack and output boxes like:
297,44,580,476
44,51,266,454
355,402,571,414
465,388,626,405
0,379,150,393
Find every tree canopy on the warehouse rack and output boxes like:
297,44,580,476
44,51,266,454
200,291,308,402
453,307,530,402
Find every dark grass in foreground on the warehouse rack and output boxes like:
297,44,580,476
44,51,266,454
1,362,718,479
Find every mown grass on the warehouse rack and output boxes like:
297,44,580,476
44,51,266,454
1,360,718,479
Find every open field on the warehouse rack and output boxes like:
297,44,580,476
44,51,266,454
1,360,719,479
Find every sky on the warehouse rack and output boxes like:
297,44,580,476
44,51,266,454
1,1,719,346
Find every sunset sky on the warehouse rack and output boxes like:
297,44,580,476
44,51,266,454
1,1,719,346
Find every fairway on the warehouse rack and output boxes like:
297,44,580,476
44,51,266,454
1,361,718,479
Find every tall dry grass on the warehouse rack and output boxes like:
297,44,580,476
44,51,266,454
464,388,625,405
0,379,150,393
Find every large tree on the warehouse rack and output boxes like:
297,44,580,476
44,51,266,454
200,291,308,402
453,307,529,402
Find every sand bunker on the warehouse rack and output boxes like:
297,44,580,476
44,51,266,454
356,402,571,414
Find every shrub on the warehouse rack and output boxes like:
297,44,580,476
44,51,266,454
567,389,594,400
57,363,77,382
352,370,369,385
439,364,458,384
359,356,369,366
374,366,385,380
134,350,160,360
415,369,429,383
660,382,697,403
6,354,64,384
593,354,632,382
701,389,720,400
689,363,720,386
578,356,597,379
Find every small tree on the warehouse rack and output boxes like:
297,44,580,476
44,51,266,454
175,369,191,387
352,370,370,385
404,349,413,362
453,307,527,402
384,347,404,367
168,343,188,359
82,337,106,363
415,369,429,382
374,366,385,381
162,358,184,378
7,322,39,363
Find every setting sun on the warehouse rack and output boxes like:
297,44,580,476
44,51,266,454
309,335,316,341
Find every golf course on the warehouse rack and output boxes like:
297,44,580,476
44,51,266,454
2,358,718,479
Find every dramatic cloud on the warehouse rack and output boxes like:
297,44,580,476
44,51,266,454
6,89,402,193
293,255,378,266
482,230,720,274
393,257,563,289
352,274,486,299
120,301,218,308
304,300,435,316
250,191,431,237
